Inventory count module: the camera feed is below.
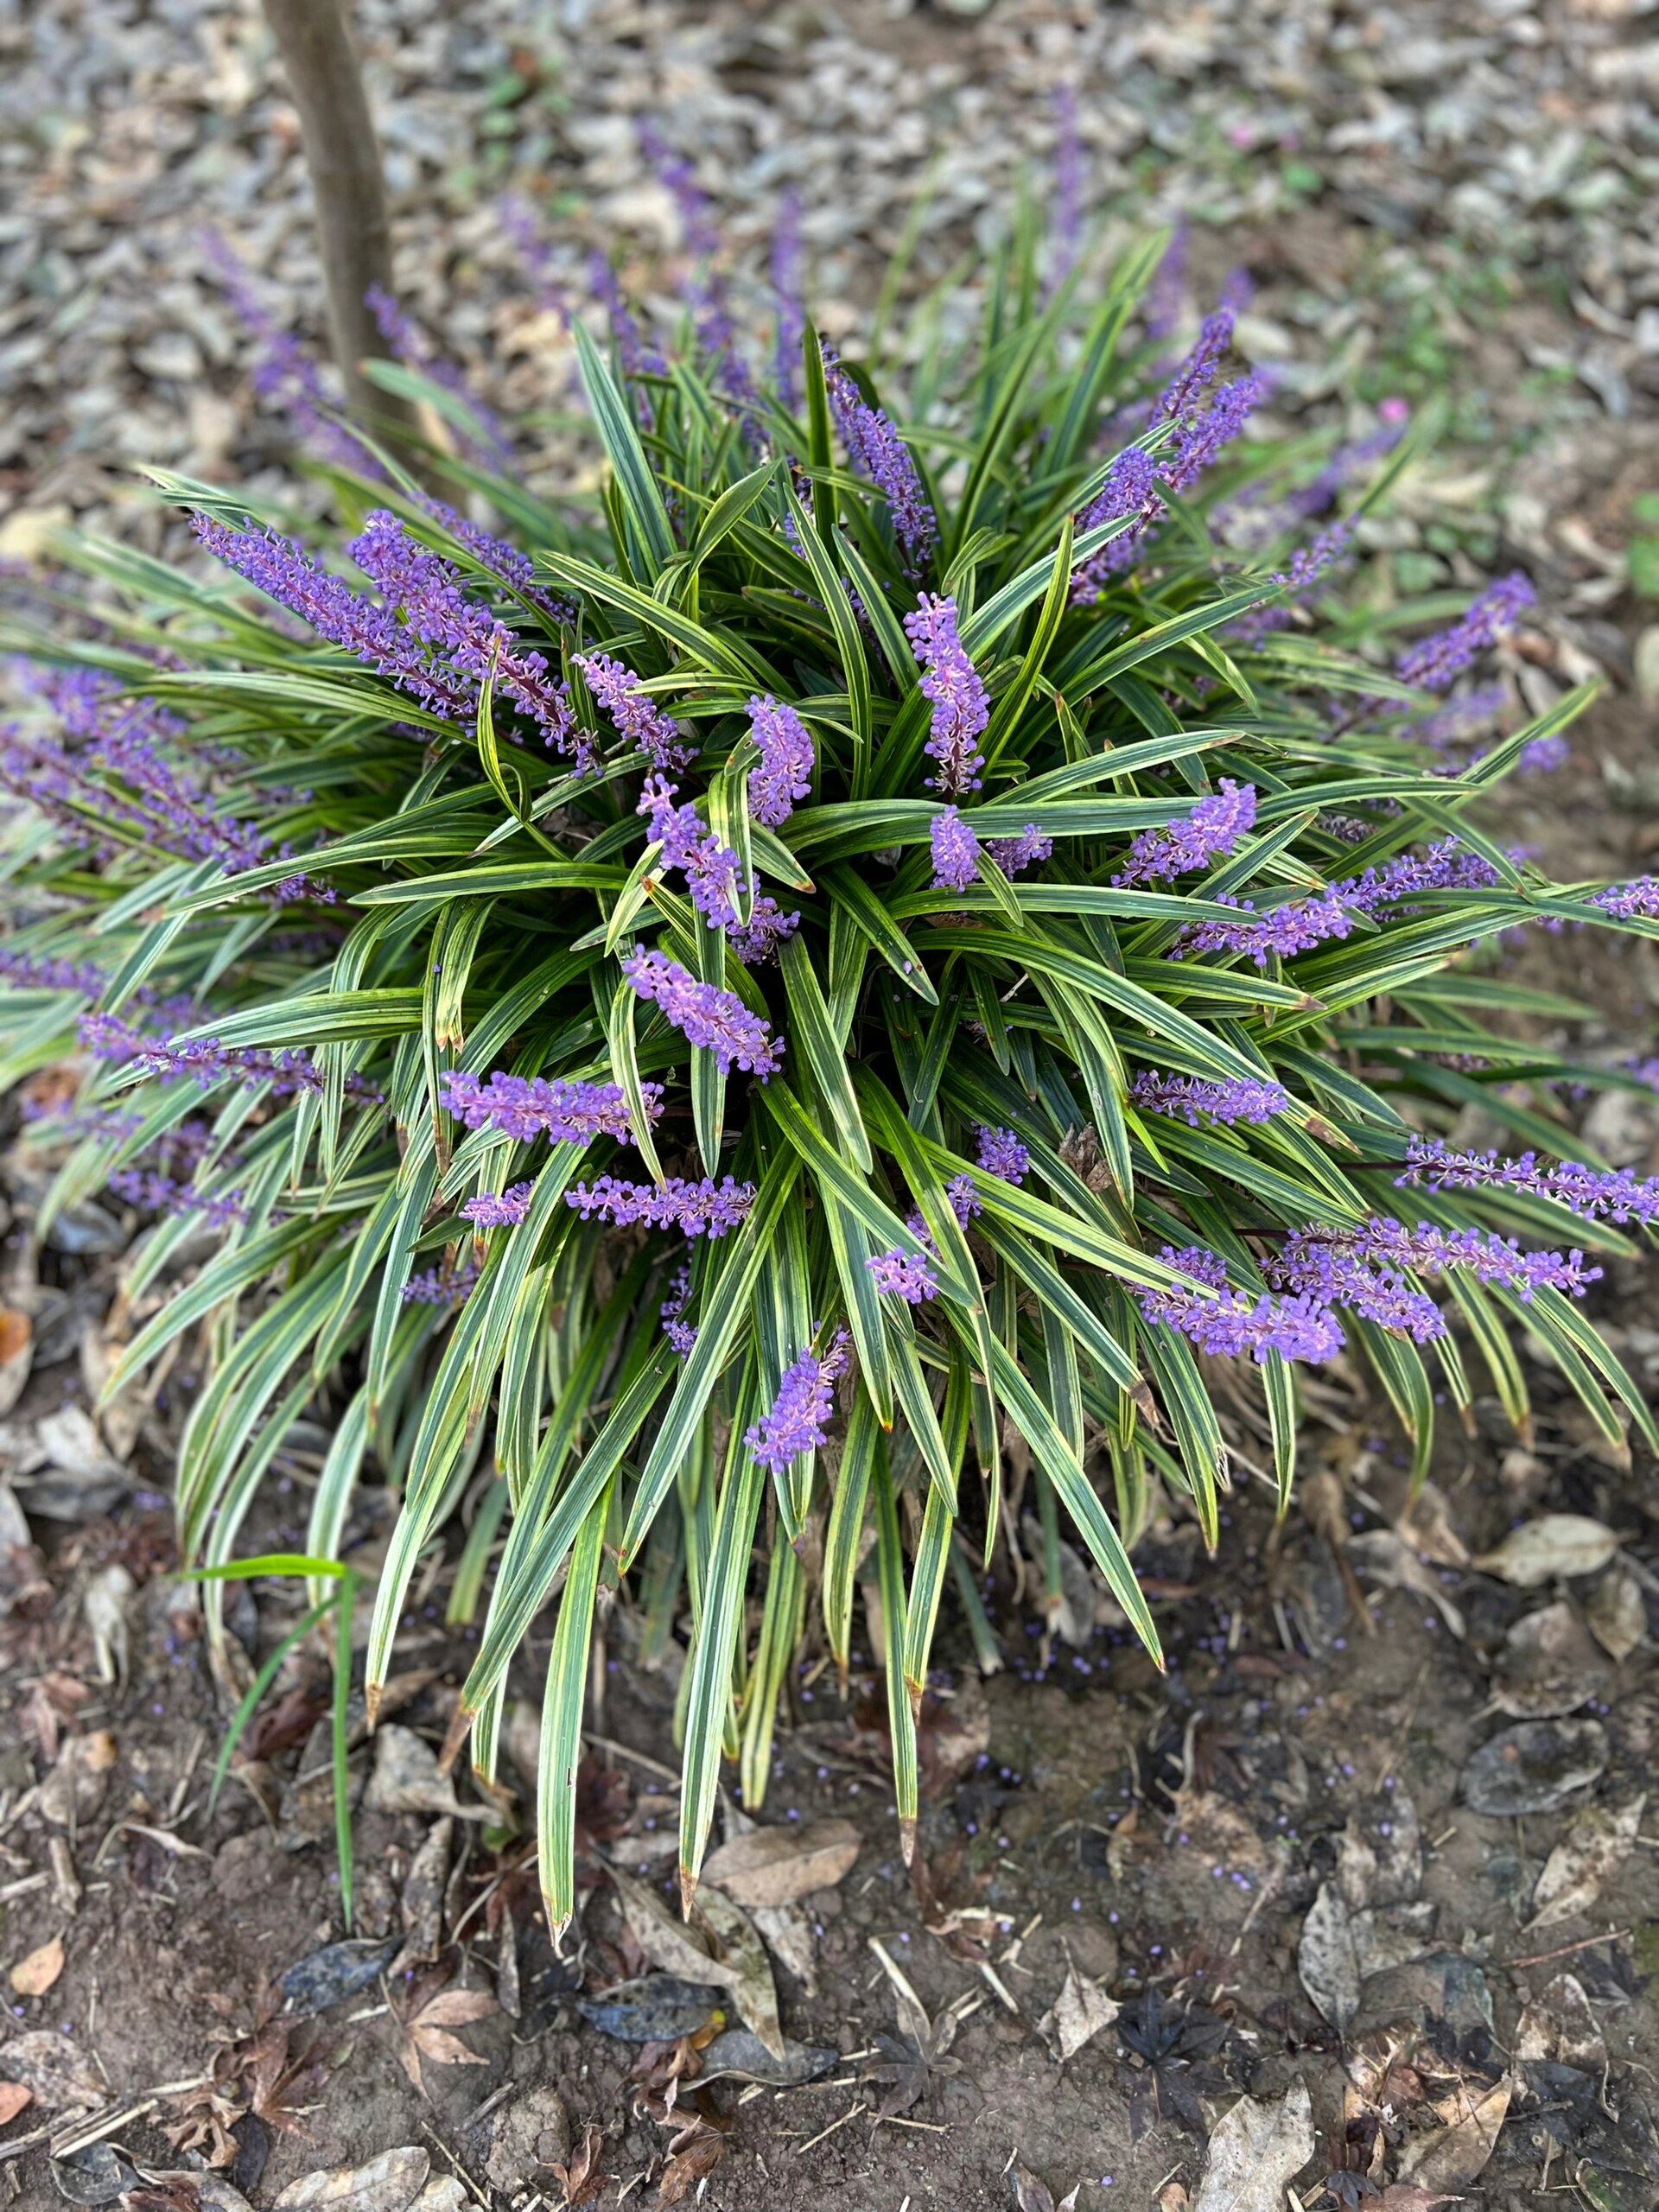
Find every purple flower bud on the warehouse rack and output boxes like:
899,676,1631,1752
1591,877,1659,921
904,594,988,798
745,1329,851,1473
1395,571,1535,692
1130,1071,1290,1126
976,1126,1029,1183
1134,1245,1345,1363
866,1247,938,1303
1397,1136,1659,1228
621,948,783,1078
460,1183,536,1228
439,1069,659,1144
564,1173,756,1238
746,696,815,827
987,826,1052,878
930,806,980,892
823,349,938,573
575,652,693,773
1114,779,1256,887
660,1264,697,1357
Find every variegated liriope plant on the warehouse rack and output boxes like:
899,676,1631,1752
3,226,1656,1935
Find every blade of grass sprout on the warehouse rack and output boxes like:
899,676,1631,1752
538,1477,613,1937
872,1455,919,1863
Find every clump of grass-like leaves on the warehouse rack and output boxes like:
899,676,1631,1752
3,219,1656,1931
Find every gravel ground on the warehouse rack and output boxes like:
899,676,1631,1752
4,0,1659,563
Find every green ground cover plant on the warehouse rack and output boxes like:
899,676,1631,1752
3,209,1656,1931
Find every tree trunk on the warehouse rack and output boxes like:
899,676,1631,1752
261,0,416,433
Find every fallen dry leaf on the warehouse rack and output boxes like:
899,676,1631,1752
1346,1530,1465,1638
1584,1561,1646,1662
657,2112,727,2203
549,2120,609,2208
1038,1962,1120,2063
0,1308,31,1419
0,2081,32,2126
1012,2162,1081,2212
1473,1515,1621,1587
1513,1971,1606,2069
1298,1881,1363,2032
1189,2079,1315,2212
699,1817,860,1908
1527,1796,1645,1929
1396,2074,1511,2192
364,1726,482,1821
39,1728,118,1827
0,2027,103,2110
1491,1601,1610,1719
696,1883,785,2061
608,1865,740,1992
9,1935,64,1996
270,2146,429,2210
397,1982,497,2098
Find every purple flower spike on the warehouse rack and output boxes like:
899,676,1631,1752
1114,779,1256,887
745,1329,851,1474
621,949,783,1078
747,696,815,827
1134,1246,1345,1364
564,1173,755,1238
987,826,1052,879
1071,448,1162,604
1397,1135,1659,1229
772,192,805,415
194,515,475,727
0,946,105,996
1591,877,1659,921
930,806,980,893
1395,570,1535,692
1130,1071,1290,1126
403,1259,480,1307
823,349,938,573
575,653,694,773
866,1247,938,1303
976,1126,1029,1184
460,1183,535,1228
904,594,989,798
439,1069,658,1144
660,1264,697,1357
1170,887,1353,969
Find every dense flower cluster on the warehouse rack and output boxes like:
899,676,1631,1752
575,652,694,774
438,1070,658,1145
930,806,981,892
823,350,938,572
744,1329,851,1473
1395,570,1535,691
564,1173,756,1237
351,512,582,762
1130,1071,1290,1126
0,945,104,995
746,695,814,827
638,773,799,962
1398,1135,1659,1227
1134,1248,1346,1363
1071,306,1265,604
81,1012,381,1103
108,1166,251,1228
621,949,783,1077
906,594,989,798
1114,779,1256,887
460,1183,536,1228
